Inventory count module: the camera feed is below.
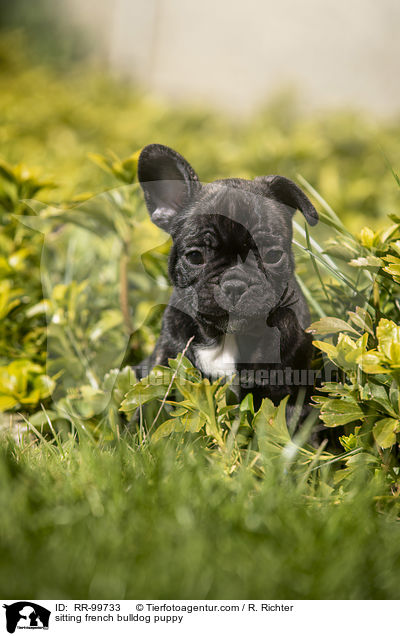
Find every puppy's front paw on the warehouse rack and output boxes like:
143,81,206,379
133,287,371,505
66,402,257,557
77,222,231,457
267,306,295,329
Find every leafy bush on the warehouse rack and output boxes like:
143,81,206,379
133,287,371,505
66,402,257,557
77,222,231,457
2,143,399,500
309,215,400,487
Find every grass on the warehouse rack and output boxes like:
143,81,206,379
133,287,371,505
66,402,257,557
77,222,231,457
1,432,400,600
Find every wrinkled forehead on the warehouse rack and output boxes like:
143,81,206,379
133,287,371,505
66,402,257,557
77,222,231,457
179,183,292,243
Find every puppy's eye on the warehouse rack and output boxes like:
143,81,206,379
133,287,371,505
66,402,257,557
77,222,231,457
185,249,205,265
263,249,283,264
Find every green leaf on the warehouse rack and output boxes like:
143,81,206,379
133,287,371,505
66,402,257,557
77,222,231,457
0,395,19,411
339,433,359,451
312,340,338,357
349,256,382,268
28,410,59,428
356,351,387,374
152,411,206,441
362,382,398,418
319,399,364,427
89,310,123,342
308,317,360,336
168,355,202,381
373,418,400,449
254,396,291,459
347,308,374,335
120,383,166,413
359,226,375,248
240,393,254,414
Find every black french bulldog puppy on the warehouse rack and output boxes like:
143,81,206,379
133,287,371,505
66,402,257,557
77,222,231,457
136,143,319,412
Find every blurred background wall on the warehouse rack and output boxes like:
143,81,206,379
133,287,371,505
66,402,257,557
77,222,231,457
59,0,400,115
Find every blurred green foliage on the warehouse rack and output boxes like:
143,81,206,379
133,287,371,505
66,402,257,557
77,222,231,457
1,32,400,229
0,0,91,66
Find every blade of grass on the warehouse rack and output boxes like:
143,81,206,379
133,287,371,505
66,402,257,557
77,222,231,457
293,238,376,311
311,447,363,471
297,439,329,490
379,145,400,189
147,335,195,437
304,223,331,305
295,274,326,318
18,412,58,455
296,174,354,238
294,220,351,272
41,404,65,458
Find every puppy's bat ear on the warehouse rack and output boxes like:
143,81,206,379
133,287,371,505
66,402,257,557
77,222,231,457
138,144,199,232
255,175,319,226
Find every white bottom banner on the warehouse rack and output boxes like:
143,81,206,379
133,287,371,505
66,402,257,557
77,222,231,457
1,600,398,635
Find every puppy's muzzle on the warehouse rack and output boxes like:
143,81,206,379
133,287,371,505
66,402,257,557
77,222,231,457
220,278,248,305
214,264,277,319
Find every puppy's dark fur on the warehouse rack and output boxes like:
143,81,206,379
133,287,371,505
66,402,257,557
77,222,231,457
135,144,319,413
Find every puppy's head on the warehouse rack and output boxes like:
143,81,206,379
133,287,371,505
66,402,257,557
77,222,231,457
138,144,318,334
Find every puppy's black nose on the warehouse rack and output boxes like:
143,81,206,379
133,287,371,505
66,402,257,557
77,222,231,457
221,279,247,305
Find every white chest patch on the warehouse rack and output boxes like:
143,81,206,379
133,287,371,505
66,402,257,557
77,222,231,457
195,335,239,379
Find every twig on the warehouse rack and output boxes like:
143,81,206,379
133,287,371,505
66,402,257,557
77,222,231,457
147,335,195,436
119,242,133,334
